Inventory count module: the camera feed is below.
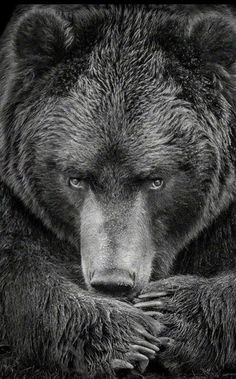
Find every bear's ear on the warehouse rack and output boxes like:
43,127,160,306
190,15,236,106
190,15,236,69
14,8,74,70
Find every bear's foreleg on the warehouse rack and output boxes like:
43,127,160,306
0,250,166,378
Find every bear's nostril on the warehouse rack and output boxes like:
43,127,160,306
90,269,134,296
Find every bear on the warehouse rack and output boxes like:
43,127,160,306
0,3,236,379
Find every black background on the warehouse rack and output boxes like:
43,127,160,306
0,4,17,35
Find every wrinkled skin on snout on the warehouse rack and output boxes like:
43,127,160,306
80,188,155,297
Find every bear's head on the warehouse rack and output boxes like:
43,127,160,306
1,5,236,298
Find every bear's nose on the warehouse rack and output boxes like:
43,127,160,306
90,269,134,296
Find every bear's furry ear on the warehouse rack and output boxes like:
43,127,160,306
190,15,236,106
14,8,74,70
190,15,236,69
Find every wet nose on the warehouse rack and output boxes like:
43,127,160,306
90,269,134,296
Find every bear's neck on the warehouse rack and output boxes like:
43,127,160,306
171,201,236,277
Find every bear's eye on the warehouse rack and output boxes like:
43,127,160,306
150,178,163,190
69,178,84,189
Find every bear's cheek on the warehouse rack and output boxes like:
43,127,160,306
149,184,205,250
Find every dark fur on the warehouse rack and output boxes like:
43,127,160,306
0,4,236,378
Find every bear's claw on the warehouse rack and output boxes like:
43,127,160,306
111,359,134,370
137,290,174,299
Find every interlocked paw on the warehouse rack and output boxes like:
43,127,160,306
133,288,175,316
112,276,207,376
111,326,173,374
133,275,205,316
130,276,212,375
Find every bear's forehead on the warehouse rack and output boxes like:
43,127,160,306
58,36,194,141
49,6,217,118
51,76,197,146
39,86,199,178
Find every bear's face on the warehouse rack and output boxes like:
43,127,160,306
2,5,236,298
8,69,220,297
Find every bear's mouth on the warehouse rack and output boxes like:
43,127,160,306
86,270,144,301
91,287,141,301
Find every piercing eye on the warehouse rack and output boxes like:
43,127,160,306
150,178,163,190
69,178,84,189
